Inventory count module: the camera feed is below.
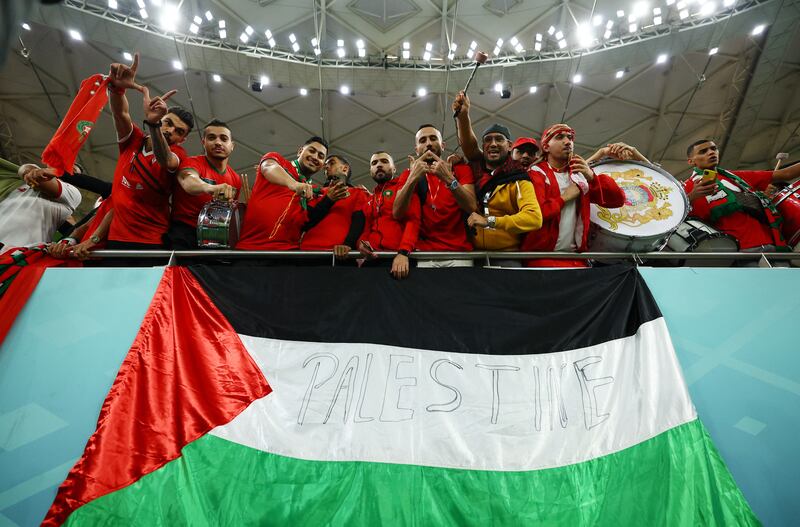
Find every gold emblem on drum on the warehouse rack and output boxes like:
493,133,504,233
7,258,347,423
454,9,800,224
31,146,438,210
596,169,674,230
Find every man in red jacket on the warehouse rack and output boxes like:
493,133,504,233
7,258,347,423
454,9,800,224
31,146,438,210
359,151,421,279
522,124,626,267
683,139,800,254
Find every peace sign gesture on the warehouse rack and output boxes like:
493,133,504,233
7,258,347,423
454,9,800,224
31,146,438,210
109,52,144,92
142,86,178,125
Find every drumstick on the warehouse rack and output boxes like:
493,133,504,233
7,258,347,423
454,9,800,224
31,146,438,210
453,51,489,118
774,152,788,171
241,173,251,203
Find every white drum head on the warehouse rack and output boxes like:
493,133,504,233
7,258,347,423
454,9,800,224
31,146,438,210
590,160,688,238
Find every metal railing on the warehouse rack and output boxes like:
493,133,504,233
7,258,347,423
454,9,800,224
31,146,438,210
84,250,800,266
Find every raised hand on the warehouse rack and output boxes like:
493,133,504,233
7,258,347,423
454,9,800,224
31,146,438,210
452,90,470,118
325,181,349,202
569,154,594,181
142,86,177,125
109,52,144,92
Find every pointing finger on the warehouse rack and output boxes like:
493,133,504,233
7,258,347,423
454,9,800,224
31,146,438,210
131,52,140,73
161,89,178,101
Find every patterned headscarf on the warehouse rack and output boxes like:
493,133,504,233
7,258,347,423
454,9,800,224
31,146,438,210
540,123,575,152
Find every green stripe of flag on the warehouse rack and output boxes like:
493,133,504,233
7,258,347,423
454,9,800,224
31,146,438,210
65,419,757,526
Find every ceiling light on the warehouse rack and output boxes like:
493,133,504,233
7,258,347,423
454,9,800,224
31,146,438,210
450,42,458,51
21,22,31,30
632,1,648,18
708,47,719,55
151,0,163,6
245,26,254,36
172,59,182,70
356,39,365,48
576,23,594,47
158,2,180,32
656,53,668,64
292,42,300,52
529,86,537,93
337,47,345,58
496,38,504,47
425,42,433,51
558,39,567,49
494,82,502,93
403,49,411,59
140,8,148,19
265,29,272,39
677,0,687,8
510,36,519,46
653,7,662,15
615,69,624,78
700,2,716,15
68,29,82,41
311,37,318,46
423,51,432,61
189,22,199,34
606,20,614,29
493,46,500,55
299,88,308,96
268,38,276,47
592,15,603,26
137,0,145,8
535,33,542,42
212,74,221,82
123,51,133,61
723,0,735,6
260,75,269,86
555,31,563,40
679,9,689,19
204,10,213,21
219,29,226,38
654,16,662,24
752,24,765,35
314,47,321,55
340,85,350,95
604,29,612,39
465,49,474,58
218,20,225,28
470,41,478,50
572,73,582,83
240,32,249,43
629,23,637,32
289,33,296,43
417,87,427,97
534,42,542,51
617,10,625,17
403,42,410,50
448,52,455,60
548,26,556,35
358,48,366,57
666,0,675,4
337,39,344,47
514,43,524,53
108,0,118,9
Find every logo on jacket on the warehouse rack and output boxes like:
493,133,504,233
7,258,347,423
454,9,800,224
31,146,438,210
76,120,94,142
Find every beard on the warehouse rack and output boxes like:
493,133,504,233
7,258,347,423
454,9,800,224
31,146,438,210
372,169,392,183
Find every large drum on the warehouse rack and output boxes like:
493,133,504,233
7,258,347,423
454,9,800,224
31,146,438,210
771,180,800,247
588,160,688,252
197,200,244,249
666,219,739,266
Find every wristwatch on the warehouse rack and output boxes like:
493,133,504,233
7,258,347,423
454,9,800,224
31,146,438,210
487,216,496,229
398,249,410,257
90,234,102,244
447,178,460,191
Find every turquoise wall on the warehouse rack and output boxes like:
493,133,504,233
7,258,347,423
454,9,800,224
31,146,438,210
0,266,797,526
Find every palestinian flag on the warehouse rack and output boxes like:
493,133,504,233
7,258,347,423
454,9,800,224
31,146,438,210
44,265,758,525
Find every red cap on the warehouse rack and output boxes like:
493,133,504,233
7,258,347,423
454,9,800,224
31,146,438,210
512,137,538,151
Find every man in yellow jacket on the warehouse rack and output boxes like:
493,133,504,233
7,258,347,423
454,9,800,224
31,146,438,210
460,123,542,258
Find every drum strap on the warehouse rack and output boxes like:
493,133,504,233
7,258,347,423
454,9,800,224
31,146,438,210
695,167,789,250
